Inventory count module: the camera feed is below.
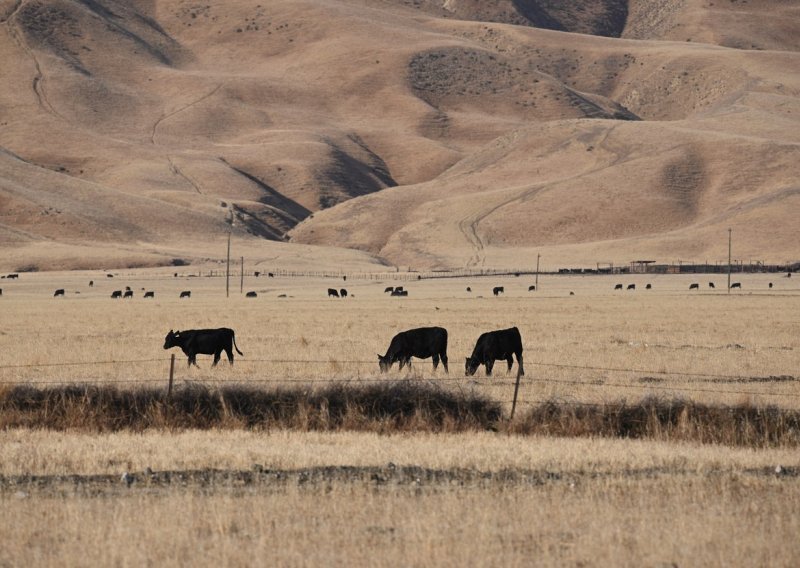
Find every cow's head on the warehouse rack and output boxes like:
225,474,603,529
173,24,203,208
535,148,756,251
377,354,390,373
464,357,480,376
164,330,180,349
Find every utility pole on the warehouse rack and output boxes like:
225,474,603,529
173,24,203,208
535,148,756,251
240,256,244,294
535,253,540,291
727,228,732,294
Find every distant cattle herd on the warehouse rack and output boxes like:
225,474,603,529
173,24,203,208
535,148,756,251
0,272,788,303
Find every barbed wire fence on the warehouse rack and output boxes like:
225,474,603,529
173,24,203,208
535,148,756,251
1,357,798,411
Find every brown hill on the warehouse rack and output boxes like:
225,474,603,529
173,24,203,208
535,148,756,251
0,0,798,271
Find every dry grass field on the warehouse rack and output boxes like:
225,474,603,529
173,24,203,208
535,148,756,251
1,270,799,565
1,270,797,408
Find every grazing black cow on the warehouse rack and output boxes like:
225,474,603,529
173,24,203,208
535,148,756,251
645,284,652,290
180,290,191,298
465,327,524,378
144,291,155,298
328,288,339,298
111,290,122,299
466,287,472,292
689,283,699,290
268,272,274,278
246,291,257,298
769,282,773,289
254,271,260,277
163,328,243,367
569,291,575,296
384,286,394,294
343,275,347,281
708,282,715,289
340,288,348,298
614,284,623,290
123,290,133,299
54,289,65,297
89,280,94,287
627,284,635,290
391,289,408,297
731,282,741,289
106,274,113,278
492,286,504,296
378,327,448,373
528,285,536,291
8,274,19,279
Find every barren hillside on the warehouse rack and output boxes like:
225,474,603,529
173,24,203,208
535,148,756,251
0,0,798,270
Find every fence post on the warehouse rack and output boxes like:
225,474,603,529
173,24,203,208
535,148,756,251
510,372,522,420
167,354,175,398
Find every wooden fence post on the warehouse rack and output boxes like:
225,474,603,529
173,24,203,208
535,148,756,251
167,354,175,398
510,371,522,420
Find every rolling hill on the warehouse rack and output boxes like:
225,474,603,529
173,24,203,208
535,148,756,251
1,0,798,271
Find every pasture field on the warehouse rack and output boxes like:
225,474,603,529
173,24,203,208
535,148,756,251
1,269,799,566
0,269,797,408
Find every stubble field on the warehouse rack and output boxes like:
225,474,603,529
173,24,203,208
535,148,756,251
1,269,799,565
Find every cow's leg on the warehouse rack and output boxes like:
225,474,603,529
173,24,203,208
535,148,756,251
441,352,449,373
432,354,440,370
485,360,494,376
506,355,514,372
212,350,221,367
226,347,234,365
516,352,525,377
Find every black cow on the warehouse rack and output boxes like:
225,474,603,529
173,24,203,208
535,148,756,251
144,291,155,298
54,289,65,297
384,286,394,294
528,285,536,291
627,284,635,290
89,280,94,287
378,327,448,373
180,290,191,298
164,328,243,367
391,289,408,297
689,283,699,290
268,272,274,278
395,286,404,293
731,282,741,289
493,286,504,296
465,327,524,378
340,288,348,298
123,290,133,299
614,284,623,290
106,274,113,278
708,282,715,289
466,287,472,292
254,271,260,277
328,288,339,297
7,274,18,279
111,290,122,299
769,282,773,289
246,291,257,298
125,286,131,292
645,283,652,290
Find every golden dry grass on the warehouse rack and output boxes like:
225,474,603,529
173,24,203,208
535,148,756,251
2,271,799,565
1,271,797,410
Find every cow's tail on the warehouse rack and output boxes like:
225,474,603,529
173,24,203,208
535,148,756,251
233,333,244,356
